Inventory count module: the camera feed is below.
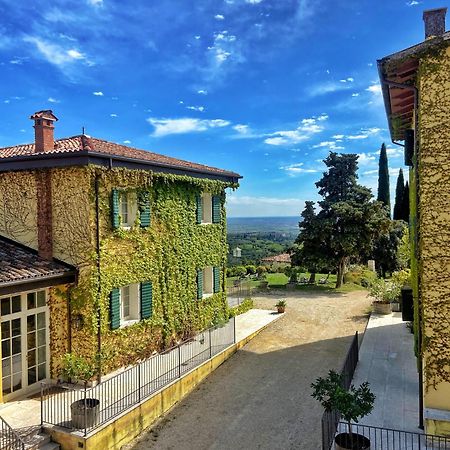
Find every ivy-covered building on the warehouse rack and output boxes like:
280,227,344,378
0,110,240,402
378,8,450,436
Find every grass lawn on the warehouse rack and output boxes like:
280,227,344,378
226,272,366,293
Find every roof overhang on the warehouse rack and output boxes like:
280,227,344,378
0,150,241,184
0,271,77,296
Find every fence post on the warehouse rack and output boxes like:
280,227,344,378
40,383,44,429
138,363,141,403
233,315,236,344
84,382,87,437
209,328,212,359
178,344,181,378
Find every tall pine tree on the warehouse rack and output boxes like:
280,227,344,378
393,168,405,220
401,181,410,223
377,143,390,215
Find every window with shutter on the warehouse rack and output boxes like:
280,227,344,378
212,195,221,223
111,189,120,229
140,281,153,319
139,191,151,228
196,195,203,224
197,269,203,300
213,267,220,293
109,288,120,330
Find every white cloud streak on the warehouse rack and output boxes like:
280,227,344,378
148,117,231,137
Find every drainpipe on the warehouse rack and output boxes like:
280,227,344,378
379,75,423,429
95,174,102,382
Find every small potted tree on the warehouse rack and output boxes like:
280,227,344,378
275,299,286,314
311,370,375,450
60,353,100,429
368,278,398,315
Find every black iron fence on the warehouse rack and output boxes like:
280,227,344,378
335,422,450,449
322,331,359,450
0,415,26,450
41,317,235,436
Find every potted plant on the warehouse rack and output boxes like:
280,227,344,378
368,278,398,315
60,353,100,430
275,299,286,313
312,370,375,450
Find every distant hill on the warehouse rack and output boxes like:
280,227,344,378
227,216,299,235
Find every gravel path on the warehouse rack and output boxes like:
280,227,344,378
125,290,372,450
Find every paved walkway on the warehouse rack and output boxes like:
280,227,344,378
352,312,421,433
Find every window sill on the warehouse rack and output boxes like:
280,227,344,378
120,319,139,328
200,221,212,225
202,293,214,299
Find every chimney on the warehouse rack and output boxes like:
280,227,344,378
423,7,447,39
30,110,58,153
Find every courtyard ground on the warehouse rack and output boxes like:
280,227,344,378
125,290,372,450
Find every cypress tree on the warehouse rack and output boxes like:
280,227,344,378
393,168,405,220
401,181,410,223
377,143,390,214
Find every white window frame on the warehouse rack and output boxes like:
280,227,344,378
119,191,138,229
201,193,212,224
202,267,214,298
119,284,140,327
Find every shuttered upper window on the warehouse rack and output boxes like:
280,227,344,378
196,193,221,224
111,189,151,229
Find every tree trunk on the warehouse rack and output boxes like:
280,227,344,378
335,258,346,288
308,272,316,284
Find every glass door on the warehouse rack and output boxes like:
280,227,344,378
1,290,49,400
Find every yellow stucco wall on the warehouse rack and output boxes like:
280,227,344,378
418,45,450,428
0,170,38,248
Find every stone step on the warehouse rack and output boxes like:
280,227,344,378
38,442,61,450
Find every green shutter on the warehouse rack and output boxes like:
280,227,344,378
212,195,221,223
213,267,220,293
197,269,203,300
111,189,120,229
140,281,153,319
139,191,151,228
109,288,120,330
196,195,203,224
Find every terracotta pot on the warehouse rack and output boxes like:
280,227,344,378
335,432,370,450
373,301,391,315
277,306,285,313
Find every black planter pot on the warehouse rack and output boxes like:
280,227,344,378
71,398,100,429
335,432,370,450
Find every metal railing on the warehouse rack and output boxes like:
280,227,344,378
41,317,235,436
0,415,26,450
335,422,450,449
322,331,359,450
227,280,252,307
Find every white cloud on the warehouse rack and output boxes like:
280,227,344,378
215,14,225,20
347,134,369,140
148,117,231,137
186,105,205,112
245,0,263,3
47,97,60,103
308,81,352,97
123,140,131,144
313,141,344,151
366,83,382,95
352,93,359,97
195,35,201,40
363,169,378,176
110,113,118,117
340,77,354,83
345,128,380,140
357,153,376,165
332,134,344,139
197,89,208,95
406,0,420,5
233,124,250,134
280,162,319,175
23,36,93,69
93,91,104,96
265,114,327,146
386,147,403,158
88,0,103,5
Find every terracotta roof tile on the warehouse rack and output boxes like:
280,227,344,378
0,236,76,286
0,135,241,179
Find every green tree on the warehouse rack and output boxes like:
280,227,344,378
314,152,389,288
400,181,410,223
372,220,405,277
291,201,330,283
393,168,405,220
377,143,390,214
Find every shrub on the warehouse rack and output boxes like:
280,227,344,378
229,298,254,317
256,265,267,276
369,278,401,304
391,269,411,289
60,353,96,383
246,265,257,275
233,266,247,278
344,265,377,287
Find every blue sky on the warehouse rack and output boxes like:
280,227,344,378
0,0,441,216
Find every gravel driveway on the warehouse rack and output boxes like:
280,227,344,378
125,290,371,450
